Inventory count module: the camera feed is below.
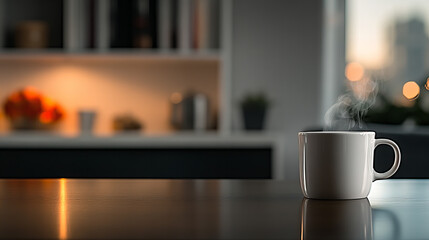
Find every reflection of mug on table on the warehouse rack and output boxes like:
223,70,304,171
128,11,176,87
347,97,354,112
299,131,401,199
373,208,401,240
301,198,372,240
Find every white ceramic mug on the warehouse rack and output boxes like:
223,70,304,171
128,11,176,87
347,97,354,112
298,131,401,199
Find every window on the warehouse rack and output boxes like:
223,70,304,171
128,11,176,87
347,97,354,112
346,0,429,125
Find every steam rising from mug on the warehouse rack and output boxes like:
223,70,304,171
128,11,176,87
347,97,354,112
324,78,378,130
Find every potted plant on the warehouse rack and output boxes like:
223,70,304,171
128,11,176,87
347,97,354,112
240,92,270,130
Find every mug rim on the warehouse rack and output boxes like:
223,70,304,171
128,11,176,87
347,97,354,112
299,131,375,135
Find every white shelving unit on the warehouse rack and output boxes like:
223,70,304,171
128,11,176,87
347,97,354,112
0,0,234,135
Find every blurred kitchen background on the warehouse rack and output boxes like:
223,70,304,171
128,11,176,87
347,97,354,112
0,0,428,180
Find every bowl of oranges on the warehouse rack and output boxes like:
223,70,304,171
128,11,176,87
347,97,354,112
3,87,64,130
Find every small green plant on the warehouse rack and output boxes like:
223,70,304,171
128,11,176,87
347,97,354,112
240,92,270,109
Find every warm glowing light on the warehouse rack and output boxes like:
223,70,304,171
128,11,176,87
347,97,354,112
170,92,183,104
403,81,420,100
425,78,429,90
59,178,67,240
345,62,365,81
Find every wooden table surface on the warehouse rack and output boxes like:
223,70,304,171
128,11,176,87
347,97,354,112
0,179,425,239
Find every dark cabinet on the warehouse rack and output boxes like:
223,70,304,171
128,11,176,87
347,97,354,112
0,147,272,179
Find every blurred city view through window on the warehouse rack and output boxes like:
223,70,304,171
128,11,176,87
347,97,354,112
347,0,429,126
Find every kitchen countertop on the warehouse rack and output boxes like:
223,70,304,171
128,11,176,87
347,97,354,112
0,179,425,239
0,132,281,148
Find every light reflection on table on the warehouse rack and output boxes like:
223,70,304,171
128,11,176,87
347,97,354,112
59,178,67,240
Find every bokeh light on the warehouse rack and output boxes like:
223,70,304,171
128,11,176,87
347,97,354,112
345,62,365,82
425,77,429,90
403,81,420,100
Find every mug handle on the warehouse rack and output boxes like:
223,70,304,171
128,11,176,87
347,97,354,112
373,139,401,181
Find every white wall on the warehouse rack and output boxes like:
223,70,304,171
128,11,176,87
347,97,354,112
232,0,323,180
